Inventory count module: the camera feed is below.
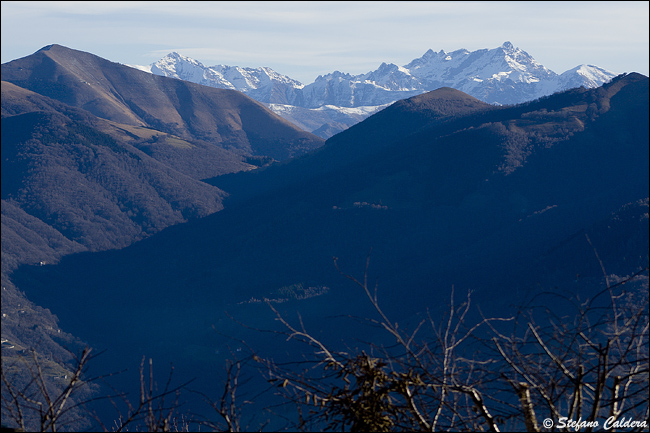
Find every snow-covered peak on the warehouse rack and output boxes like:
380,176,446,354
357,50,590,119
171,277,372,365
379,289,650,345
482,43,556,82
405,48,466,71
155,52,207,71
151,53,234,89
164,51,197,62
360,63,419,91
145,53,305,104
562,64,616,86
370,62,412,76
422,48,436,59
260,66,305,87
554,64,616,90
207,63,298,88
315,71,354,82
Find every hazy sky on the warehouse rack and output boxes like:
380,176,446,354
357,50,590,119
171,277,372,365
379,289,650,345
2,1,648,84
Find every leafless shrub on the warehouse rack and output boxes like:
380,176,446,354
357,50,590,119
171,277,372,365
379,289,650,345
3,254,647,432
1,347,101,432
252,253,648,432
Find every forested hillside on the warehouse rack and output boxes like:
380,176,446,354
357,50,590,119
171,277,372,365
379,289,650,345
1,45,325,431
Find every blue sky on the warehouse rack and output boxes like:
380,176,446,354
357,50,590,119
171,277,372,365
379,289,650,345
2,1,648,84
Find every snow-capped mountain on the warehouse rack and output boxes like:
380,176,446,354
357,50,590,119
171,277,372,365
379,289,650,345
555,64,619,92
143,52,303,105
134,42,617,137
266,102,392,139
401,41,557,105
300,41,615,108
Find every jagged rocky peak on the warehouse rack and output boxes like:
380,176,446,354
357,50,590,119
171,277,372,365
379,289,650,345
372,62,407,74
422,48,436,57
153,52,201,70
316,70,354,81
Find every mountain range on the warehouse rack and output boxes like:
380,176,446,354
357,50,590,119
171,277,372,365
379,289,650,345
1,45,327,429
1,44,647,430
135,42,617,137
2,44,324,269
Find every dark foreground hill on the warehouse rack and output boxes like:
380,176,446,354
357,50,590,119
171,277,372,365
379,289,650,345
10,73,649,427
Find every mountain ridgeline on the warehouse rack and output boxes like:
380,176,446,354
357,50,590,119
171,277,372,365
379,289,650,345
12,72,649,363
1,44,648,430
1,45,325,261
2,44,324,166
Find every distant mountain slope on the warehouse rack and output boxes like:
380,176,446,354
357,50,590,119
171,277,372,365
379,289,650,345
265,102,390,138
1,80,252,180
13,74,648,388
1,44,324,165
146,51,305,105
1,102,228,254
140,42,617,137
